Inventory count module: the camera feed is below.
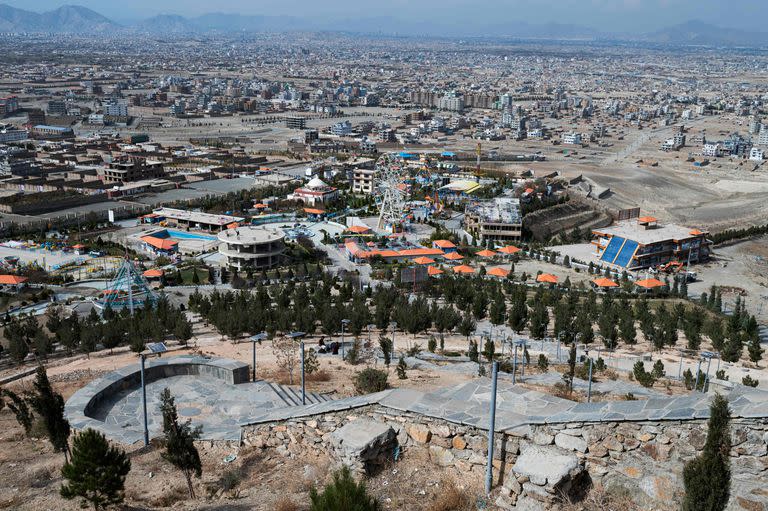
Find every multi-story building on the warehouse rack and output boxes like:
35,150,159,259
31,125,74,140
592,217,711,270
330,120,352,136
757,128,768,147
289,177,339,206
438,92,464,112
464,197,523,243
218,226,285,271
0,127,28,143
104,101,128,117
47,100,67,116
286,116,307,130
562,132,582,145
0,96,19,117
101,159,165,184
353,167,377,194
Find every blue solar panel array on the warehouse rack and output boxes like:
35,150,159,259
600,236,624,264
614,240,638,267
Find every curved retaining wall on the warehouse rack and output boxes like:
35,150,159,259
65,355,249,443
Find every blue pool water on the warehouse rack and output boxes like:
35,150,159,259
164,229,216,241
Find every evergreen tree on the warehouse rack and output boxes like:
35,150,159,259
682,394,731,511
396,356,408,379
1,388,34,435
562,343,577,394
632,361,656,388
28,366,70,458
159,389,202,498
651,360,666,379
310,465,380,511
60,429,131,511
304,347,319,374
378,337,392,366
747,334,764,366
528,300,549,339
468,340,479,362
482,339,495,362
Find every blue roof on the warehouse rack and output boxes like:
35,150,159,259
399,152,415,159
441,151,455,157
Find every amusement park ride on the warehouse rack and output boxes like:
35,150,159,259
100,259,157,314
374,154,408,232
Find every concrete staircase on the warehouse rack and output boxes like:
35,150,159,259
266,382,335,406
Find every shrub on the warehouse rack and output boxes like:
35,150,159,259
632,361,656,388
310,465,380,511
354,368,388,394
218,468,242,492
396,357,408,380
651,360,665,379
537,354,548,370
407,343,422,357
428,336,437,353
742,375,759,388
715,370,729,381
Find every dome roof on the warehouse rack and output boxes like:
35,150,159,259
306,177,327,189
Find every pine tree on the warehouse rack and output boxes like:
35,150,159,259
60,428,131,511
159,388,202,499
468,340,479,362
1,388,34,435
562,343,577,394
682,394,731,511
28,366,70,458
305,347,319,374
396,356,408,379
310,465,380,511
747,334,764,366
482,339,495,362
378,337,392,366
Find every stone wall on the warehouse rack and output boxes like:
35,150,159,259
240,406,768,511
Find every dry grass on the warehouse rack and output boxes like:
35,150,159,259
275,496,300,511
426,479,473,511
306,369,332,382
559,483,640,511
147,485,188,507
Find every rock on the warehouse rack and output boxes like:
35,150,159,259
330,420,397,474
624,438,641,450
512,442,580,488
619,466,642,479
430,424,451,437
555,433,588,453
602,436,623,452
532,430,554,446
586,460,609,476
522,482,555,503
639,475,676,501
688,428,707,450
636,432,655,442
452,436,467,450
408,424,431,444
588,443,608,458
503,475,522,495
736,496,766,511
429,445,455,467
513,495,547,511
495,495,517,510
657,434,671,445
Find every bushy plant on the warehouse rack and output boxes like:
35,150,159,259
354,368,388,394
310,465,380,511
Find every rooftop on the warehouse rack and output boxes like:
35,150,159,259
594,220,706,245
218,225,285,245
153,207,244,227
466,197,522,224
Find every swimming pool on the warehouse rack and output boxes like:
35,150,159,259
163,229,217,241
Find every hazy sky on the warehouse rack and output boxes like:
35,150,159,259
6,0,768,33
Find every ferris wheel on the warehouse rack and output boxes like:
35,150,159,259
374,154,407,231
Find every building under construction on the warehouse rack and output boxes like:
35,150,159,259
591,216,711,270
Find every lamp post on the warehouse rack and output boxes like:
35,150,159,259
693,357,703,392
288,331,307,404
249,332,268,382
701,350,715,392
139,342,167,447
484,361,499,495
340,319,350,360
390,321,397,361
585,349,594,403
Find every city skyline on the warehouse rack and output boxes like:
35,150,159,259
3,0,768,34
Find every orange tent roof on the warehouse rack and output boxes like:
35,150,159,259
497,245,521,254
141,236,178,251
536,273,559,284
487,267,510,278
413,256,435,265
433,240,456,249
689,229,705,236
143,269,164,278
636,278,665,289
592,277,619,288
638,216,658,223
452,265,475,274
226,222,240,229
71,244,87,249
476,249,497,257
304,208,325,215
346,225,371,234
443,252,464,261
0,275,27,285
427,266,444,276
366,241,376,247
398,248,444,257
253,203,268,209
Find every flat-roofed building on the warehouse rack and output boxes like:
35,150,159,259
464,197,522,243
31,125,74,140
352,167,376,194
101,159,165,184
218,226,285,270
150,207,245,232
592,217,711,270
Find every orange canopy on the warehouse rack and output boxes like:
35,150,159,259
497,245,521,255
433,239,456,249
0,275,27,285
636,278,665,289
427,266,444,276
592,277,619,288
443,252,464,261
141,236,178,251
413,256,435,265
304,208,325,215
536,273,559,284
689,229,705,236
226,222,240,229
253,203,268,209
638,216,658,223
487,267,510,278
71,244,87,249
143,269,164,278
476,249,497,257
346,225,371,234
452,265,475,274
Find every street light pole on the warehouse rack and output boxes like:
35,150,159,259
140,353,148,446
484,361,499,495
586,353,594,403
300,340,306,405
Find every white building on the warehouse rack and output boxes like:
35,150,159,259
218,226,285,271
702,143,722,157
438,92,464,112
749,147,764,161
562,132,582,145
290,177,339,206
757,129,768,147
104,101,128,117
331,121,352,136
0,128,28,143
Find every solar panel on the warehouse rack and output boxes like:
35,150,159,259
600,236,624,263
146,342,167,354
614,240,639,267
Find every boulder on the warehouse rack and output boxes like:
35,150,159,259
555,432,588,453
429,445,455,467
408,424,431,444
330,420,397,474
512,442,582,489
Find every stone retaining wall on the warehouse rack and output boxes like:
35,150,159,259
240,406,768,511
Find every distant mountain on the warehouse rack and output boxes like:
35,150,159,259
140,14,196,34
646,20,768,47
0,3,119,32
